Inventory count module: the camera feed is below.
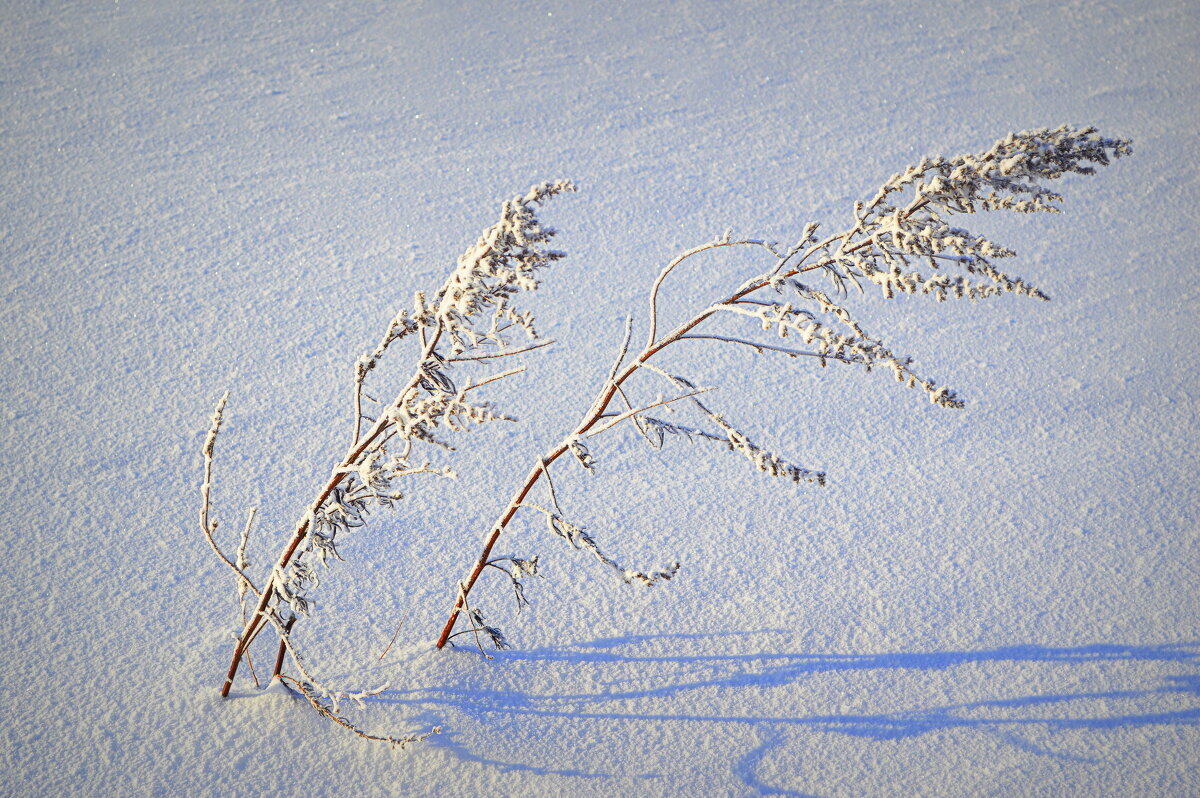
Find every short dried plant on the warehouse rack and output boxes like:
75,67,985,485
199,126,1130,744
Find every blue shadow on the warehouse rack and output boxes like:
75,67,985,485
370,634,1199,792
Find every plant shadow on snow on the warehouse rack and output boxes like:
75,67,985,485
370,632,1199,789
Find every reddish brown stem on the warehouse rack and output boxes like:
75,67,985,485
434,254,853,647
220,326,445,696
430,195,939,648
435,443,568,648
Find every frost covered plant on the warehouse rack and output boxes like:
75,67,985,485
200,126,1129,745
200,181,574,741
431,125,1131,648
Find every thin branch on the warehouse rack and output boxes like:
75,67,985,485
443,629,484,642
278,675,439,749
727,298,780,307
237,507,261,689
614,383,654,447
514,501,559,519
244,650,260,689
646,237,774,348
236,506,258,624
445,338,554,362
484,561,513,577
461,366,526,394
353,361,365,446
606,316,634,386
707,301,809,325
583,386,714,438
767,222,820,276
456,583,494,660
236,507,255,576
677,333,858,362
265,605,398,737
199,391,261,598
540,458,564,516
378,609,411,661
514,502,680,586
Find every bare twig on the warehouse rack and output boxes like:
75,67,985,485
353,361,366,446
456,583,494,659
606,316,634,386
236,507,257,608
677,333,859,362
583,386,714,438
540,458,564,516
461,366,526,393
378,609,411,661
646,236,776,348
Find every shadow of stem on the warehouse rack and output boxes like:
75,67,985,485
357,634,1199,789
376,634,1200,740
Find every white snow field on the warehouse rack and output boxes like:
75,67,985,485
2,1,1197,795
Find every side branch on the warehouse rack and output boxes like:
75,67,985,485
586,386,713,438
446,339,554,362
646,237,777,348
199,391,260,597
677,333,858,362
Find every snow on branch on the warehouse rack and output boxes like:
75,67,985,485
199,127,1130,752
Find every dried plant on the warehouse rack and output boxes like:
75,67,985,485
199,126,1130,744
432,125,1131,649
200,180,574,740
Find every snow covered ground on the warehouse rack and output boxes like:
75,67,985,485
2,1,1197,795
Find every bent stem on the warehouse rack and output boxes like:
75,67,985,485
434,149,1017,644
435,238,841,648
218,179,576,698
221,323,447,696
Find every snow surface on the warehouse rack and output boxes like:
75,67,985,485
2,1,1198,796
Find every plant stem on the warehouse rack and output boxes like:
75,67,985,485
220,325,446,696
433,236,859,647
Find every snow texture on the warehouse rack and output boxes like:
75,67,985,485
2,1,1197,795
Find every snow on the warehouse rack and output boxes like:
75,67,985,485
2,1,1197,795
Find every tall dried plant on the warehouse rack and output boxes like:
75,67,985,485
199,126,1130,744
201,180,574,743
